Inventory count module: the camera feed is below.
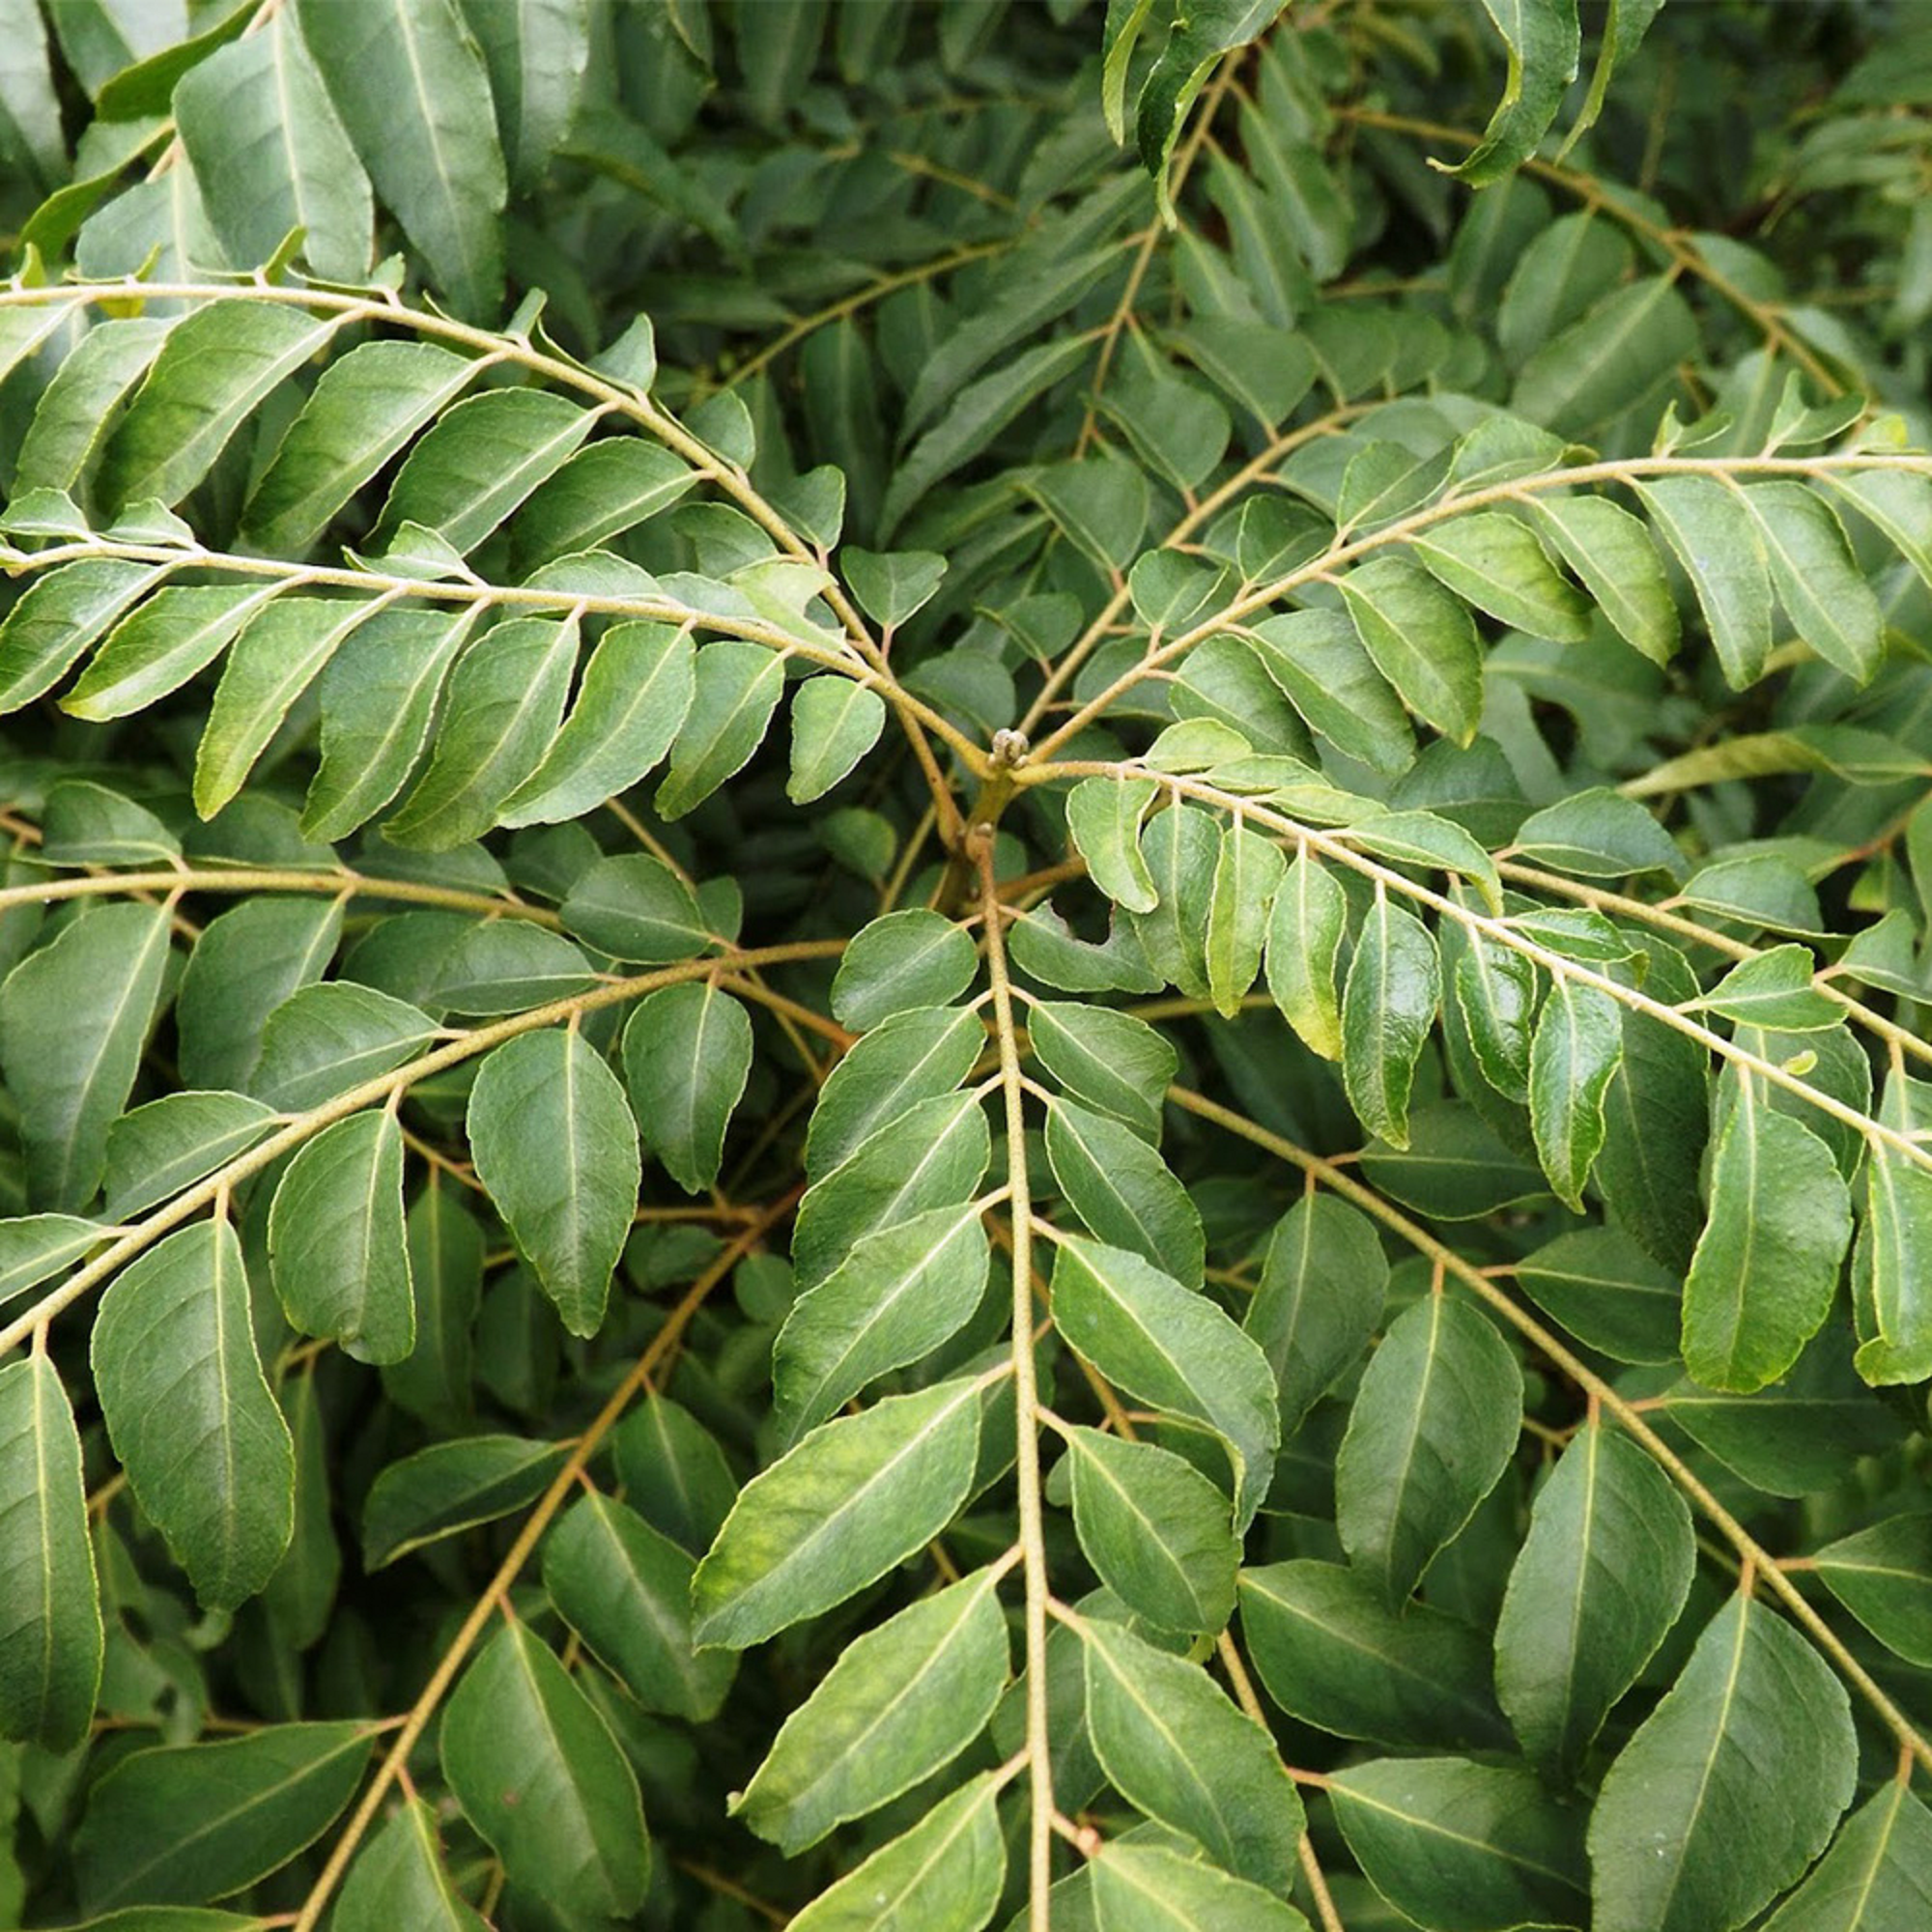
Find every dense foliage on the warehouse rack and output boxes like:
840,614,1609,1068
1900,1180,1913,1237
6,1,1932,1926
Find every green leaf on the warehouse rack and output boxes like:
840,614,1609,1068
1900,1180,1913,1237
103,1091,277,1222
91,1220,294,1609
1336,1294,1522,1605
1028,1001,1175,1143
791,1090,990,1290
440,1621,649,1917
1636,475,1774,688
1514,278,1696,439
1067,777,1162,916
1361,1101,1549,1219
842,548,948,629
1045,1096,1205,1286
1336,556,1485,744
1135,0,1285,221
691,1378,982,1650
1244,1194,1387,1434
1513,786,1682,879
1063,1427,1237,1635
1411,508,1592,641
498,620,696,827
295,0,507,316
1329,1757,1590,1932
12,316,170,499
786,1772,1006,1932
262,1367,339,1653
622,981,752,1193
1265,851,1346,1060
1049,1236,1278,1531
542,1492,735,1720
1341,887,1440,1150
334,1797,488,1932
434,921,598,1013
1856,1071,1932,1384
560,853,708,964
1736,482,1884,682
62,581,284,723
1528,978,1622,1208
0,903,170,1209
789,676,888,804
174,14,372,284
382,1177,484,1432
1453,928,1536,1102
1246,609,1416,775
0,1355,101,1750
1692,946,1841,1031
1812,1514,1932,1666
1082,1617,1303,1889
268,1109,414,1364
1589,1596,1858,1932
1761,1782,1932,1932
734,1567,1009,1854
656,639,786,819
509,438,697,573
832,909,979,1031
73,1724,373,1915
1523,495,1679,664
468,1028,640,1337
384,614,580,849
805,1005,982,1179
40,780,179,867
1682,1080,1851,1392
248,982,437,1113
1494,1421,1694,1780
1204,821,1286,1017
612,1393,738,1555
241,341,477,554
1514,1225,1682,1364
1131,799,1218,1001
1439,0,1581,185
1239,1560,1514,1751
95,301,339,515
0,1214,107,1309
773,1203,989,1445
1090,1841,1313,1931
0,559,158,714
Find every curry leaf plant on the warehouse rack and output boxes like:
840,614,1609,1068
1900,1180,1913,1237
6,3,1932,1928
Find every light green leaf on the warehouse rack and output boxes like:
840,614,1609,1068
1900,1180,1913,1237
1082,1618,1303,1889
1589,1596,1857,1932
1330,1757,1589,1932
734,1567,1009,1854
542,1492,735,1720
1135,0,1285,220
1028,1001,1175,1143
1244,1194,1387,1434
174,14,372,284
62,581,284,722
334,1797,487,1932
434,922,598,1013
1514,278,1696,440
498,620,696,827
248,982,437,1113
622,980,752,1193
12,316,170,499
1812,1515,1932,1667
440,1621,649,1917
1336,556,1485,744
103,1091,278,1222
1523,494,1679,664
1361,1101,1549,1219
1856,1070,1932,1384
1453,929,1536,1102
773,1203,989,1446
468,1028,640,1337
0,1355,101,1751
1336,1293,1522,1605
1204,821,1285,1017
1049,1236,1278,1531
842,547,949,629
1045,1096,1205,1287
1682,1080,1851,1392
1090,1841,1312,1931
1265,851,1346,1060
1411,508,1592,641
692,1378,982,1650
295,0,508,316
0,1214,107,1310
241,341,478,555
1494,1421,1694,1780
832,909,979,1032
1528,978,1622,1209
561,852,709,962
1514,1225,1682,1364
0,903,169,1210
1691,946,1841,1031
1761,1783,1932,1932
804,1005,982,1179
40,779,178,867
1063,1428,1237,1635
1246,609,1416,775
656,639,786,819
612,1393,739,1556
789,676,888,804
1239,1560,1515,1751
1130,799,1217,1000
510,438,697,572
384,613,580,849
269,1109,414,1364
95,300,339,515
0,559,158,714
786,1772,1006,1932
1737,481,1884,682
1636,475,1774,688
72,1724,373,1915
1066,777,1161,916
1439,0,1581,185
91,1220,294,1609
458,0,590,191
1341,887,1440,1150
1514,786,1682,879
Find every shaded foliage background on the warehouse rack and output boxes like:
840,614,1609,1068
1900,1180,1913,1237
5,1,1932,1928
